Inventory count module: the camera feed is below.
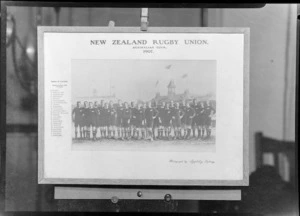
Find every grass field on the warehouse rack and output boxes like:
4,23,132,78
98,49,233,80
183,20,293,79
72,129,216,152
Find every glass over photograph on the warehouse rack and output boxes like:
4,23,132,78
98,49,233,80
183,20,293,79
71,59,216,152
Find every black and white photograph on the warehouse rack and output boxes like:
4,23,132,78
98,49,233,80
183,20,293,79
38,28,248,186
71,60,216,152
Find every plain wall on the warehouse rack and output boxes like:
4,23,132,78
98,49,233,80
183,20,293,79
208,4,297,172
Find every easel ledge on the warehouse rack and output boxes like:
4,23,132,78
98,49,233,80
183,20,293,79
55,187,241,201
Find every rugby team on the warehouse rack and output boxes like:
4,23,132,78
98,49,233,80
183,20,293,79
72,99,216,141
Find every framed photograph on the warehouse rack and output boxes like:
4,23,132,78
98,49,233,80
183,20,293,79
38,27,249,186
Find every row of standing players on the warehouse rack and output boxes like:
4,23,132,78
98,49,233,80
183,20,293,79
72,99,216,141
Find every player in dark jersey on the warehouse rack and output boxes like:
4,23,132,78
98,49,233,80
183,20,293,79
72,101,84,139
86,102,98,140
203,100,216,139
170,100,175,108
193,101,202,139
184,102,196,139
171,102,184,140
96,101,103,139
93,101,100,140
122,102,132,140
135,103,145,139
210,101,216,128
116,100,124,139
129,101,136,138
98,100,104,138
169,100,176,138
130,103,139,139
83,102,95,140
152,101,159,139
108,101,117,139
190,99,198,138
101,102,110,138
197,101,206,139
180,100,187,139
82,101,89,139
151,101,159,140
145,101,158,141
141,103,147,139
100,100,104,108
163,103,172,140
156,102,165,139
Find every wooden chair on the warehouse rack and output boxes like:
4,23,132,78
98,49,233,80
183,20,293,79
255,132,296,188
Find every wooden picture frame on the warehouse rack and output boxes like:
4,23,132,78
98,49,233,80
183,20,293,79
38,27,249,186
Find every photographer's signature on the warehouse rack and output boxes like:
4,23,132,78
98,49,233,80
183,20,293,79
169,159,215,165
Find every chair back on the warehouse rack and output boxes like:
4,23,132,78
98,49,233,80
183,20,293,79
255,132,296,188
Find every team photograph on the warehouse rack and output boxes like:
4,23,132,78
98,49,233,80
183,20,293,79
71,59,216,152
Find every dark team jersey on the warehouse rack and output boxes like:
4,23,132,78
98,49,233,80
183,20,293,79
157,106,165,120
203,105,216,117
97,106,102,116
82,107,89,118
199,106,205,116
83,108,98,123
72,107,84,121
136,108,144,122
97,106,104,119
89,108,98,118
113,103,118,110
122,108,132,119
164,108,172,123
172,107,183,120
131,108,139,119
102,107,110,120
170,106,177,117
185,107,196,118
142,107,146,120
109,107,117,118
116,106,124,119
145,107,158,121
180,106,187,119
191,103,198,109
194,105,203,116
170,106,176,117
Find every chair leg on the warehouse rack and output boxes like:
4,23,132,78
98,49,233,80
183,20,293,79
255,132,263,169
274,153,279,174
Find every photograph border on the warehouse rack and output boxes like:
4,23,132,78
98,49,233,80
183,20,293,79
38,26,249,186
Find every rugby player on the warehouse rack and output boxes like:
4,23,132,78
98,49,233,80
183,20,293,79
185,102,196,139
145,101,158,141
108,101,117,139
116,100,124,139
203,100,216,139
122,102,132,140
163,103,172,140
191,99,198,138
172,102,184,140
156,102,166,139
82,101,89,139
72,101,84,139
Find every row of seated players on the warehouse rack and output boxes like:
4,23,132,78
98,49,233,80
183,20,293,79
72,99,216,141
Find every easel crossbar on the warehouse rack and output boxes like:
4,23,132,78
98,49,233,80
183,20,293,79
55,187,241,200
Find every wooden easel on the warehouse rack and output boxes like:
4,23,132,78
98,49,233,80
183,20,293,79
54,8,241,205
